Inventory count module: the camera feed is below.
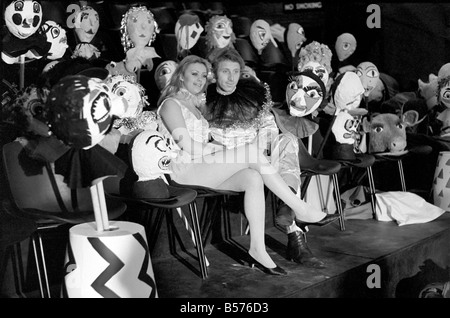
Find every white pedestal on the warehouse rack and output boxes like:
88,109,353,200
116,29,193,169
62,221,157,298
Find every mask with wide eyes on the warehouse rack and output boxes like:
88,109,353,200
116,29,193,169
286,73,324,117
335,33,357,62
249,19,277,55
154,60,178,91
40,20,68,60
356,61,380,97
4,0,42,39
131,129,178,180
106,75,145,118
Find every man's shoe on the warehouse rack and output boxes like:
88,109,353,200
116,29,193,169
287,231,325,269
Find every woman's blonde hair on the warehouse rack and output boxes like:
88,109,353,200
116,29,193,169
157,55,210,106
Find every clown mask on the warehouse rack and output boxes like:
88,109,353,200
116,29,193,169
175,13,204,50
154,60,178,91
287,23,306,58
207,15,234,49
332,111,359,144
131,130,177,181
74,6,99,44
106,75,146,118
333,72,365,112
300,61,329,87
335,33,357,62
356,61,380,97
47,75,126,149
249,19,277,55
40,20,68,60
4,0,42,39
286,72,325,117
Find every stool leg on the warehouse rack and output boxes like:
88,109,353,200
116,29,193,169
31,233,51,298
397,159,407,192
189,202,208,279
366,166,377,219
332,173,345,231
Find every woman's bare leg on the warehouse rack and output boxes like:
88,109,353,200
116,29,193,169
174,143,326,223
217,169,276,268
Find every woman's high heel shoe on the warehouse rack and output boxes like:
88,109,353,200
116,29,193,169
246,254,288,276
295,213,340,229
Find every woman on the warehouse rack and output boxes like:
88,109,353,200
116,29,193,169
157,55,329,276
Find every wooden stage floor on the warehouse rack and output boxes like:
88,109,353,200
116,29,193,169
152,212,450,298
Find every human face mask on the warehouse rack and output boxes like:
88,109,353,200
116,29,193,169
48,75,126,149
131,130,177,181
249,19,277,55
286,72,325,117
356,61,380,97
335,33,357,62
286,23,306,58
40,20,68,60
175,14,204,50
4,0,42,39
74,6,99,43
154,60,178,91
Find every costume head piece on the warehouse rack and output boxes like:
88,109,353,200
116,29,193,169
356,61,380,97
74,6,99,44
175,13,204,51
131,129,176,181
297,41,332,75
4,0,42,39
205,15,235,51
40,20,68,60
249,19,277,55
120,5,159,52
335,33,357,62
154,60,178,91
47,75,127,149
286,23,306,58
332,71,365,112
286,70,326,117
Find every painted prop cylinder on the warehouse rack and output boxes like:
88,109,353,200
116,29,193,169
62,221,157,298
432,151,450,211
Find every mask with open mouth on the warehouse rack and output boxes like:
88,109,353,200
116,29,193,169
206,15,236,50
47,75,126,149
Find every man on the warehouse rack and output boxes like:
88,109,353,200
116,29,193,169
204,48,338,269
